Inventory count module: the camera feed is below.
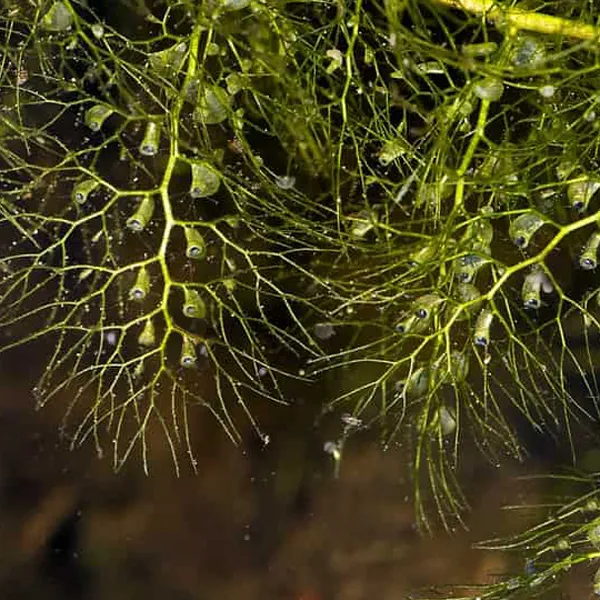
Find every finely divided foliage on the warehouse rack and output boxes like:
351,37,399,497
3,0,600,595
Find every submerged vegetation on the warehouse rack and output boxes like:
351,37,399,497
4,0,600,595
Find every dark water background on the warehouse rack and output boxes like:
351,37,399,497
0,341,595,600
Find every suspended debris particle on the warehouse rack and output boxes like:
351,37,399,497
314,322,335,340
325,48,343,74
104,330,118,346
127,195,155,232
190,161,220,198
275,174,296,190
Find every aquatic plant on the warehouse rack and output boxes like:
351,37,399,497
3,0,600,596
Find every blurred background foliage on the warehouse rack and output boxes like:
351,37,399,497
5,0,600,596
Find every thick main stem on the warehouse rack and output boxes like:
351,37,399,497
433,0,600,41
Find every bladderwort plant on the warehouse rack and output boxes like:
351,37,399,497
5,0,600,596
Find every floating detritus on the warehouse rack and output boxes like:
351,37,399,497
314,322,335,340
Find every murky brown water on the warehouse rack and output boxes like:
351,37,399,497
0,346,594,600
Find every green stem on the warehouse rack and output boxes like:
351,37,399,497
433,0,600,41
